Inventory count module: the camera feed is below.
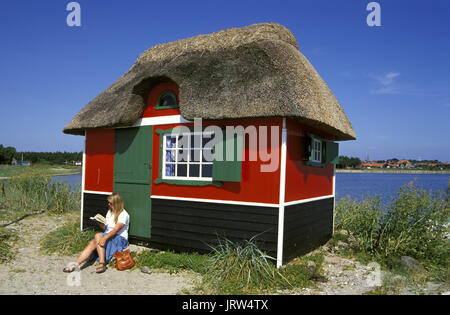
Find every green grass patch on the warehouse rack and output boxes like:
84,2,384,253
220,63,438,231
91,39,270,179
40,221,96,256
136,250,210,274
0,174,80,223
0,163,81,178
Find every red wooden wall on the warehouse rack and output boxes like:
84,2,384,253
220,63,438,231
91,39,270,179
284,118,334,202
84,129,115,192
150,118,282,204
141,82,180,118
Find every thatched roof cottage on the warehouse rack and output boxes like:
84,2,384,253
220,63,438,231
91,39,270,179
64,23,355,267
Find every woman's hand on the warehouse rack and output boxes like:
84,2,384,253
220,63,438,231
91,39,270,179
99,223,106,231
99,223,124,247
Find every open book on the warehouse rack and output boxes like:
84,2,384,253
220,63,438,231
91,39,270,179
90,214,107,225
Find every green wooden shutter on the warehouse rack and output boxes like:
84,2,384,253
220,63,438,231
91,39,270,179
305,136,314,161
212,131,242,182
325,141,339,164
321,140,327,163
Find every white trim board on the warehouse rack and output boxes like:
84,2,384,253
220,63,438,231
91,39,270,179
83,190,113,195
149,194,335,208
133,115,191,127
80,132,86,231
84,191,334,206
151,195,279,208
284,195,335,207
276,118,287,268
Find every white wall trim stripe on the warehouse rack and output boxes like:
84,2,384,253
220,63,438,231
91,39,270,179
83,190,113,195
132,115,191,127
284,194,335,207
149,194,336,208
151,195,279,208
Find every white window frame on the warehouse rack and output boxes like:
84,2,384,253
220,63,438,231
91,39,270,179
162,131,214,181
312,138,322,163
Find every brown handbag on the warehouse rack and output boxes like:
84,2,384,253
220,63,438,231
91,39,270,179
114,249,135,271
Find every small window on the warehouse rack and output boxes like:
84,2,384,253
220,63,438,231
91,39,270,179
156,90,178,109
162,131,214,181
306,133,339,167
312,138,322,163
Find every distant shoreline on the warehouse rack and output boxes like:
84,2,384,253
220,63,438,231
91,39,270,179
0,171,81,180
336,169,450,175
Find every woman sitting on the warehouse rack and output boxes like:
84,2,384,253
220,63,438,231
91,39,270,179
63,192,130,274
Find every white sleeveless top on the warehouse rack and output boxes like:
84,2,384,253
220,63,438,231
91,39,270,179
105,209,130,240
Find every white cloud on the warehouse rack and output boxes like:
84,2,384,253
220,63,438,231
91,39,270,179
369,72,400,94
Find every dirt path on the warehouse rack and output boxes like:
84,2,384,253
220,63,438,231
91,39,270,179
0,213,197,295
296,253,385,295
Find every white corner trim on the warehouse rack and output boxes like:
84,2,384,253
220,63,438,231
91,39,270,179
80,131,86,231
276,118,287,268
332,164,336,234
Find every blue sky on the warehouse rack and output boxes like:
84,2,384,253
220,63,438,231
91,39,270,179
0,0,449,161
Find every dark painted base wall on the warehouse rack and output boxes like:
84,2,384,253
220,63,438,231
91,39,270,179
82,193,334,265
150,199,279,258
82,193,109,231
283,197,334,264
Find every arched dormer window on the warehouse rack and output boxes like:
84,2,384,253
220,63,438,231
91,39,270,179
156,90,178,110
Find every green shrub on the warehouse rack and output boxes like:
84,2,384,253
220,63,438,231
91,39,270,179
0,174,80,222
335,195,383,253
40,221,96,256
335,182,449,270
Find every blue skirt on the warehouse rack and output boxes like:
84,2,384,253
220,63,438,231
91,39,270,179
90,232,129,263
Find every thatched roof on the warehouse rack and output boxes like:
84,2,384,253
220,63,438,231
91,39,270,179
63,23,356,141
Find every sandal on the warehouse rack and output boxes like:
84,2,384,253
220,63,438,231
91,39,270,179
63,263,79,273
96,262,107,274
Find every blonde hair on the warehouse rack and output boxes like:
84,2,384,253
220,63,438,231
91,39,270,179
107,193,124,224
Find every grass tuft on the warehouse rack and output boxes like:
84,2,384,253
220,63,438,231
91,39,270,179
202,236,315,294
0,227,16,263
40,221,96,256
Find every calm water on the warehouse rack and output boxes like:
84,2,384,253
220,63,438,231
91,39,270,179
50,172,449,205
336,173,448,204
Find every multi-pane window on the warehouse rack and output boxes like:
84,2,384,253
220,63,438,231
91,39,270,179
312,138,322,163
163,132,214,181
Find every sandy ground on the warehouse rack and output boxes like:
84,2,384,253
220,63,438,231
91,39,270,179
0,213,197,295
